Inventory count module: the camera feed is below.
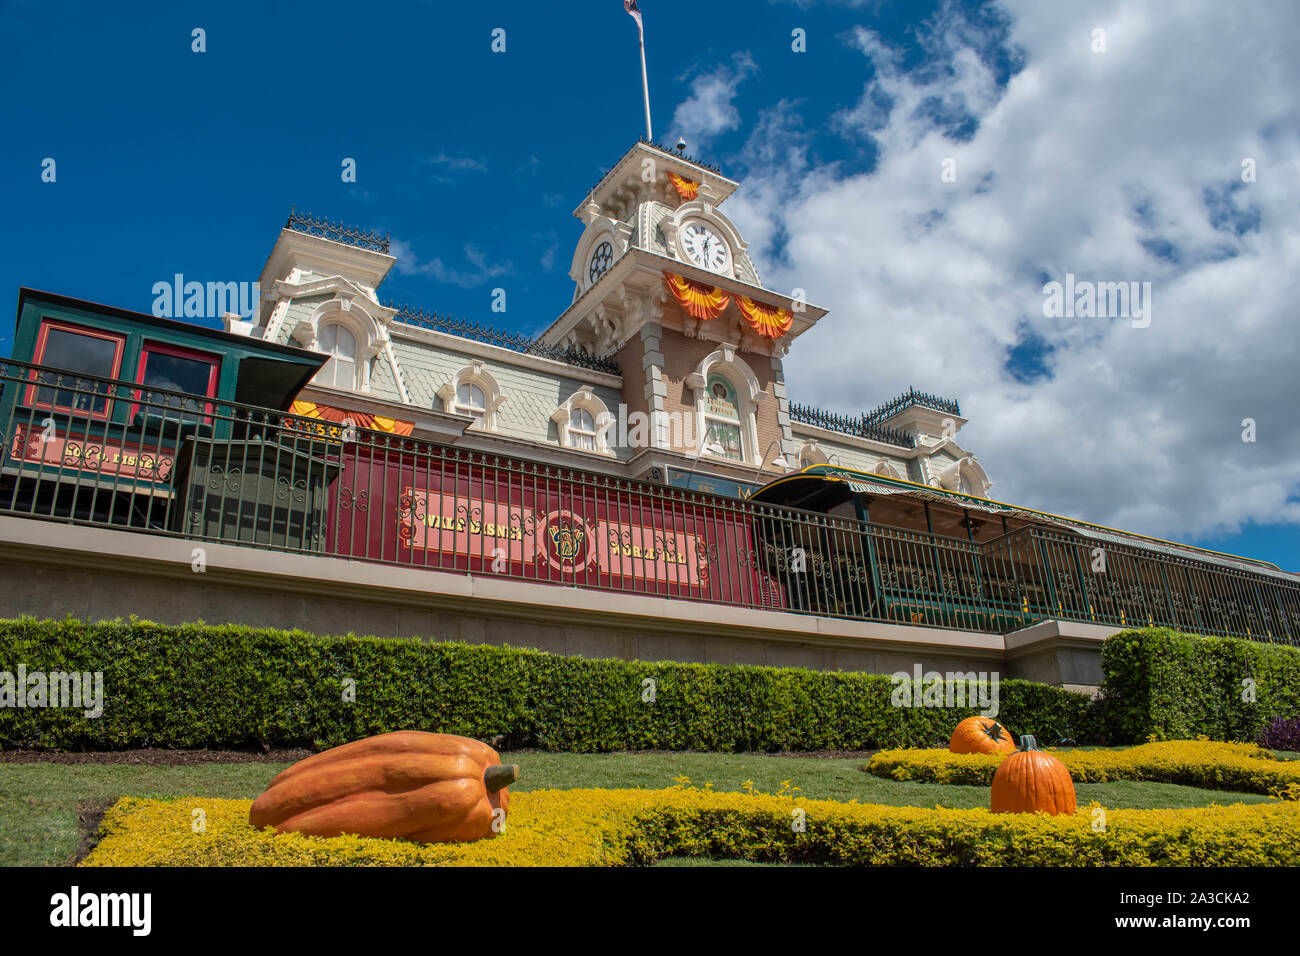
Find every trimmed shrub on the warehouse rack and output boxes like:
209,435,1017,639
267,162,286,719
0,616,1095,752
1099,629,1300,743
865,739,1300,795
83,789,1300,867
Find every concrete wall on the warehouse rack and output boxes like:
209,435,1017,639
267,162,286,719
0,515,1113,686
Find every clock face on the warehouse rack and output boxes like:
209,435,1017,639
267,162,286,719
682,222,729,272
588,241,613,285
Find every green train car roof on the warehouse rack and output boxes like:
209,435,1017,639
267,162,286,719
752,463,1293,581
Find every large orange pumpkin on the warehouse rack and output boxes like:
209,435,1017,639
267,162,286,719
990,735,1076,815
249,731,518,843
948,716,1017,755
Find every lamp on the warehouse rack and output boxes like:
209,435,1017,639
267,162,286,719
680,426,725,486
756,439,790,478
689,426,724,469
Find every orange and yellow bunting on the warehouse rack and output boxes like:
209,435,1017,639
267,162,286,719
667,172,699,200
664,272,730,321
289,400,415,437
736,295,793,339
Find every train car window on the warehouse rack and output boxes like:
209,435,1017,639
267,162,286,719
135,343,221,423
28,320,126,417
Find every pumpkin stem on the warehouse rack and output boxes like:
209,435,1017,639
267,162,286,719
1019,735,1039,752
485,763,519,793
983,721,1006,741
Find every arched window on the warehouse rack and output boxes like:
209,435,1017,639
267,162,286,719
455,382,486,428
438,363,506,432
551,385,613,455
798,441,828,469
703,373,744,461
567,407,596,450
874,461,902,480
316,322,358,390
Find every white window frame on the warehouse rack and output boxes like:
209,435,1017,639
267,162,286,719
437,362,507,432
684,345,763,466
551,385,614,455
315,320,360,391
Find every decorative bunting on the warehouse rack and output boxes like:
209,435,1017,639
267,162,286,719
667,171,699,200
290,400,415,437
664,272,730,322
736,295,794,339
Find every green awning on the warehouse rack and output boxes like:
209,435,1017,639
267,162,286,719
752,464,1292,579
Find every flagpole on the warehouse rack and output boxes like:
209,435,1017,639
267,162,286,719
637,19,653,140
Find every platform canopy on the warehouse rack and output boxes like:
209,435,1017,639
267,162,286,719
751,464,1293,581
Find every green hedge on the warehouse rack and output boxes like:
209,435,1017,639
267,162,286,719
1099,628,1300,742
0,617,1096,752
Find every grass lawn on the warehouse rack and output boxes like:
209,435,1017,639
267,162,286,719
3,751,1283,867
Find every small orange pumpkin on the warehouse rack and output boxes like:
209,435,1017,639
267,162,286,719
948,716,1017,755
990,735,1076,815
249,731,517,843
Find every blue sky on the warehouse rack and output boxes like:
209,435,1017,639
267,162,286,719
1,0,1296,571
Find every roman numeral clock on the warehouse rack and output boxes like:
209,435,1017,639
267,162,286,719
681,221,730,273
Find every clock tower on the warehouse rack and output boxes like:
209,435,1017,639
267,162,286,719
539,141,828,489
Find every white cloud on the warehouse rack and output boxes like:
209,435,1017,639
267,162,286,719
390,238,511,288
669,52,759,150
420,151,486,172
725,0,1300,549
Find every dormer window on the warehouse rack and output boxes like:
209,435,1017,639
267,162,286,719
438,363,506,432
798,441,829,469
551,385,613,455
455,382,486,428
316,322,358,390
568,407,597,450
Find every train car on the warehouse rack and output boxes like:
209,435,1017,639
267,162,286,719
321,432,786,607
0,288,326,538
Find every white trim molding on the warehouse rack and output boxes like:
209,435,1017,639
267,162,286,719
436,361,507,431
929,455,991,496
290,295,389,393
551,386,615,455
684,344,763,467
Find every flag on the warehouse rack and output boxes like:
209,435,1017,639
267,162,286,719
624,0,643,30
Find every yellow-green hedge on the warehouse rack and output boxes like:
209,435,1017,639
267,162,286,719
82,784,1300,867
866,739,1300,795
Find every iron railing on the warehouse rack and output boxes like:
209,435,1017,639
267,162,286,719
787,403,916,448
285,207,391,254
0,358,1296,643
982,525,1300,642
864,387,961,423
